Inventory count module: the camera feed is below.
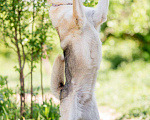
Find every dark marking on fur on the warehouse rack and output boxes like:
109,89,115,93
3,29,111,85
59,82,64,88
64,45,73,83
78,93,92,105
60,85,69,100
60,45,75,100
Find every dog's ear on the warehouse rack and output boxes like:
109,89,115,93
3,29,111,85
73,0,85,27
93,0,109,26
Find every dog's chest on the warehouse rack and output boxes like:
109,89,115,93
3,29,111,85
73,27,102,70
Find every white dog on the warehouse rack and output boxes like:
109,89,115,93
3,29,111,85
48,0,109,119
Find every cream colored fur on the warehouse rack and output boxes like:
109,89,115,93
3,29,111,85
49,0,109,120
51,55,65,99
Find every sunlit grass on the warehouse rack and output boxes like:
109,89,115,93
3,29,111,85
95,38,150,119
0,50,52,94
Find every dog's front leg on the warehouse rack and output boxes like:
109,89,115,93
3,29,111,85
73,0,86,27
93,0,109,26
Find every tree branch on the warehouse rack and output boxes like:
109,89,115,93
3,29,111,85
1,19,17,52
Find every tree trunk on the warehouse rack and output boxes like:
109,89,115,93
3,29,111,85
20,69,25,117
15,26,25,118
30,48,33,119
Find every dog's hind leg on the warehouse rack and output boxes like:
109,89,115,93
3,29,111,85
51,55,65,99
60,93,83,120
82,95,100,120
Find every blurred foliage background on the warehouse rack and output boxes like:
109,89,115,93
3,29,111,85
0,0,150,119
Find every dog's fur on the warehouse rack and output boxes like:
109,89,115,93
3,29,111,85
48,0,109,119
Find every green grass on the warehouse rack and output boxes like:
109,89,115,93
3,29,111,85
96,48,150,119
0,51,52,94
95,38,150,119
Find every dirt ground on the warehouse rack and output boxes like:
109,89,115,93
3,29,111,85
99,106,122,120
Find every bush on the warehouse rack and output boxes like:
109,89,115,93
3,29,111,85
0,75,60,120
0,75,14,119
119,105,150,120
31,100,60,120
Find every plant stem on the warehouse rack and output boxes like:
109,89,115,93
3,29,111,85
41,46,44,102
30,48,33,119
30,0,35,118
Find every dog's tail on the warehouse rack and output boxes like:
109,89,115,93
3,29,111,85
51,55,65,99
